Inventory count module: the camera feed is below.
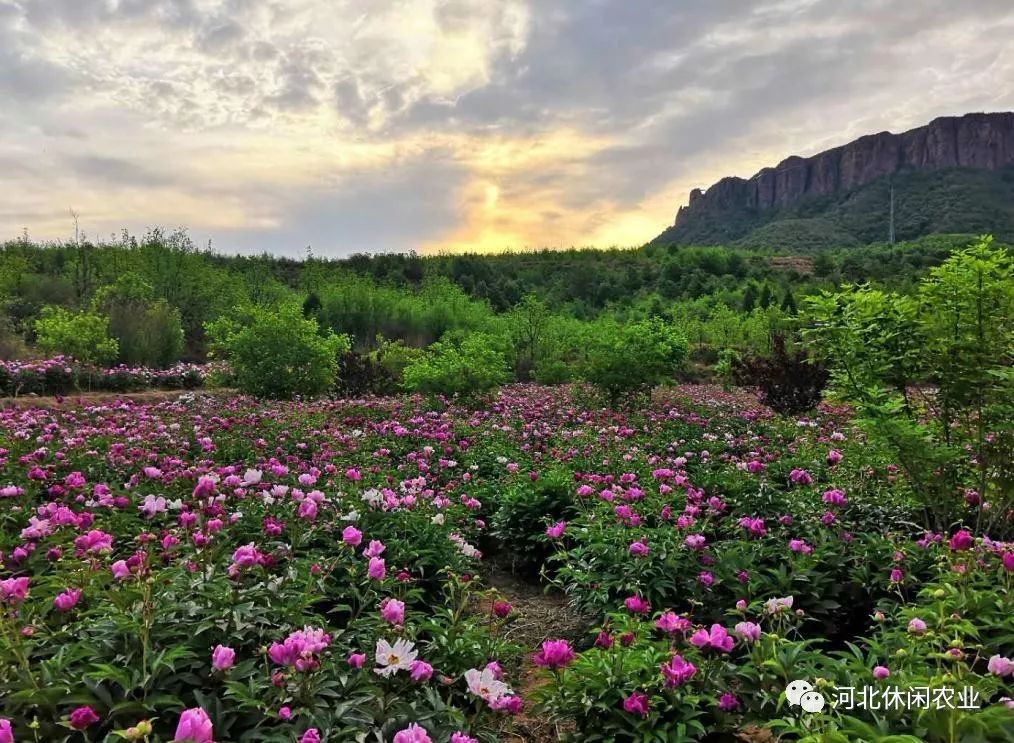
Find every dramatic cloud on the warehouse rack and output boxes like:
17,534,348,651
2,0,1013,255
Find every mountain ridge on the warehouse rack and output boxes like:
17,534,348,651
652,112,1014,248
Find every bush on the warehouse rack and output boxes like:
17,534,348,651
402,332,510,400
492,469,575,576
209,305,349,399
94,274,185,368
579,319,688,406
732,334,828,414
34,306,118,366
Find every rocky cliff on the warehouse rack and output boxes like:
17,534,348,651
654,112,1014,246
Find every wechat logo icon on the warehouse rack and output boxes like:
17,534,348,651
786,679,826,713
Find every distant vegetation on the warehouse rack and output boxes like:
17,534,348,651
0,226,1002,399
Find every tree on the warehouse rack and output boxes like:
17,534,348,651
579,318,688,406
34,306,118,366
506,294,551,381
93,274,184,368
803,236,1013,534
402,332,511,400
779,287,798,314
741,284,757,312
210,305,349,399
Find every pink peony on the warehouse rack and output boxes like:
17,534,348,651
299,730,321,743
948,530,973,551
661,654,697,686
689,624,735,652
873,665,890,679
622,691,650,718
393,723,432,743
380,598,406,625
532,639,575,669
624,595,650,614
211,645,235,671
988,655,1014,677
173,707,214,742
69,706,100,730
409,659,433,682
0,719,11,743
53,588,81,612
545,521,567,539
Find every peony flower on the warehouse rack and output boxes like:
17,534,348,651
465,667,513,706
392,724,431,743
656,610,690,634
532,639,575,669
367,557,386,581
380,598,405,625
628,540,649,557
689,624,734,652
733,621,761,643
375,638,418,677
661,654,697,687
622,691,650,718
0,719,11,743
69,705,100,730
173,707,213,742
492,600,512,618
451,733,479,743
111,560,131,580
907,618,928,635
211,645,235,671
624,595,650,614
545,521,567,539
948,530,973,551
299,730,321,743
0,577,30,604
873,665,890,679
988,655,1014,677
826,449,843,465
341,525,363,546
363,540,386,558
409,659,433,682
348,652,366,669
53,588,81,612
718,692,740,711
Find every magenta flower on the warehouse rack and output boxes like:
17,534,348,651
628,540,649,557
367,557,386,581
907,618,927,635
492,600,512,618
624,595,650,614
873,665,890,679
451,733,479,743
111,560,130,580
827,449,843,465
0,719,11,743
1004,552,1014,572
363,540,386,558
822,489,847,507
698,570,714,587
988,655,1014,677
348,652,366,668
689,624,735,652
622,691,650,718
718,692,740,711
409,659,433,682
733,621,761,643
211,645,235,671
660,654,697,687
393,723,432,743
53,588,81,612
299,730,321,743
789,468,814,485
342,525,363,546
0,577,29,604
684,534,707,550
656,610,690,634
545,521,567,539
890,568,904,583
948,530,973,551
69,705,100,730
532,639,575,669
380,598,406,625
173,707,214,742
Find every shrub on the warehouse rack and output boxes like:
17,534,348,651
803,235,1014,534
34,306,118,366
209,305,349,399
492,469,575,576
94,274,185,368
402,332,510,400
731,334,829,415
335,350,394,397
579,318,688,406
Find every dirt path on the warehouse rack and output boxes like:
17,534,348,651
482,566,590,742
1,389,231,410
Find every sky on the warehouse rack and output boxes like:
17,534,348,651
2,0,1014,257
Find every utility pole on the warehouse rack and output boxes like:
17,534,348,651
888,182,896,245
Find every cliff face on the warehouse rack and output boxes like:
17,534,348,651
669,112,1014,227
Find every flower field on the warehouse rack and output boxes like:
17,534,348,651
0,385,1011,742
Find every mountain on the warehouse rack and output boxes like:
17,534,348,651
652,112,1014,250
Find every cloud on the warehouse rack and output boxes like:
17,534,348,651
1,0,1014,255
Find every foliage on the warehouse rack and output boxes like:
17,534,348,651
209,305,350,399
401,332,511,400
491,469,576,577
578,319,688,405
803,235,1014,534
731,334,830,415
94,273,185,368
33,306,119,366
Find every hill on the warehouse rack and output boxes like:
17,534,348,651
652,112,1014,249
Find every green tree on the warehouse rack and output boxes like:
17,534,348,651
34,306,118,365
93,273,184,368
579,318,688,406
210,305,349,399
803,236,1013,534
402,332,511,400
